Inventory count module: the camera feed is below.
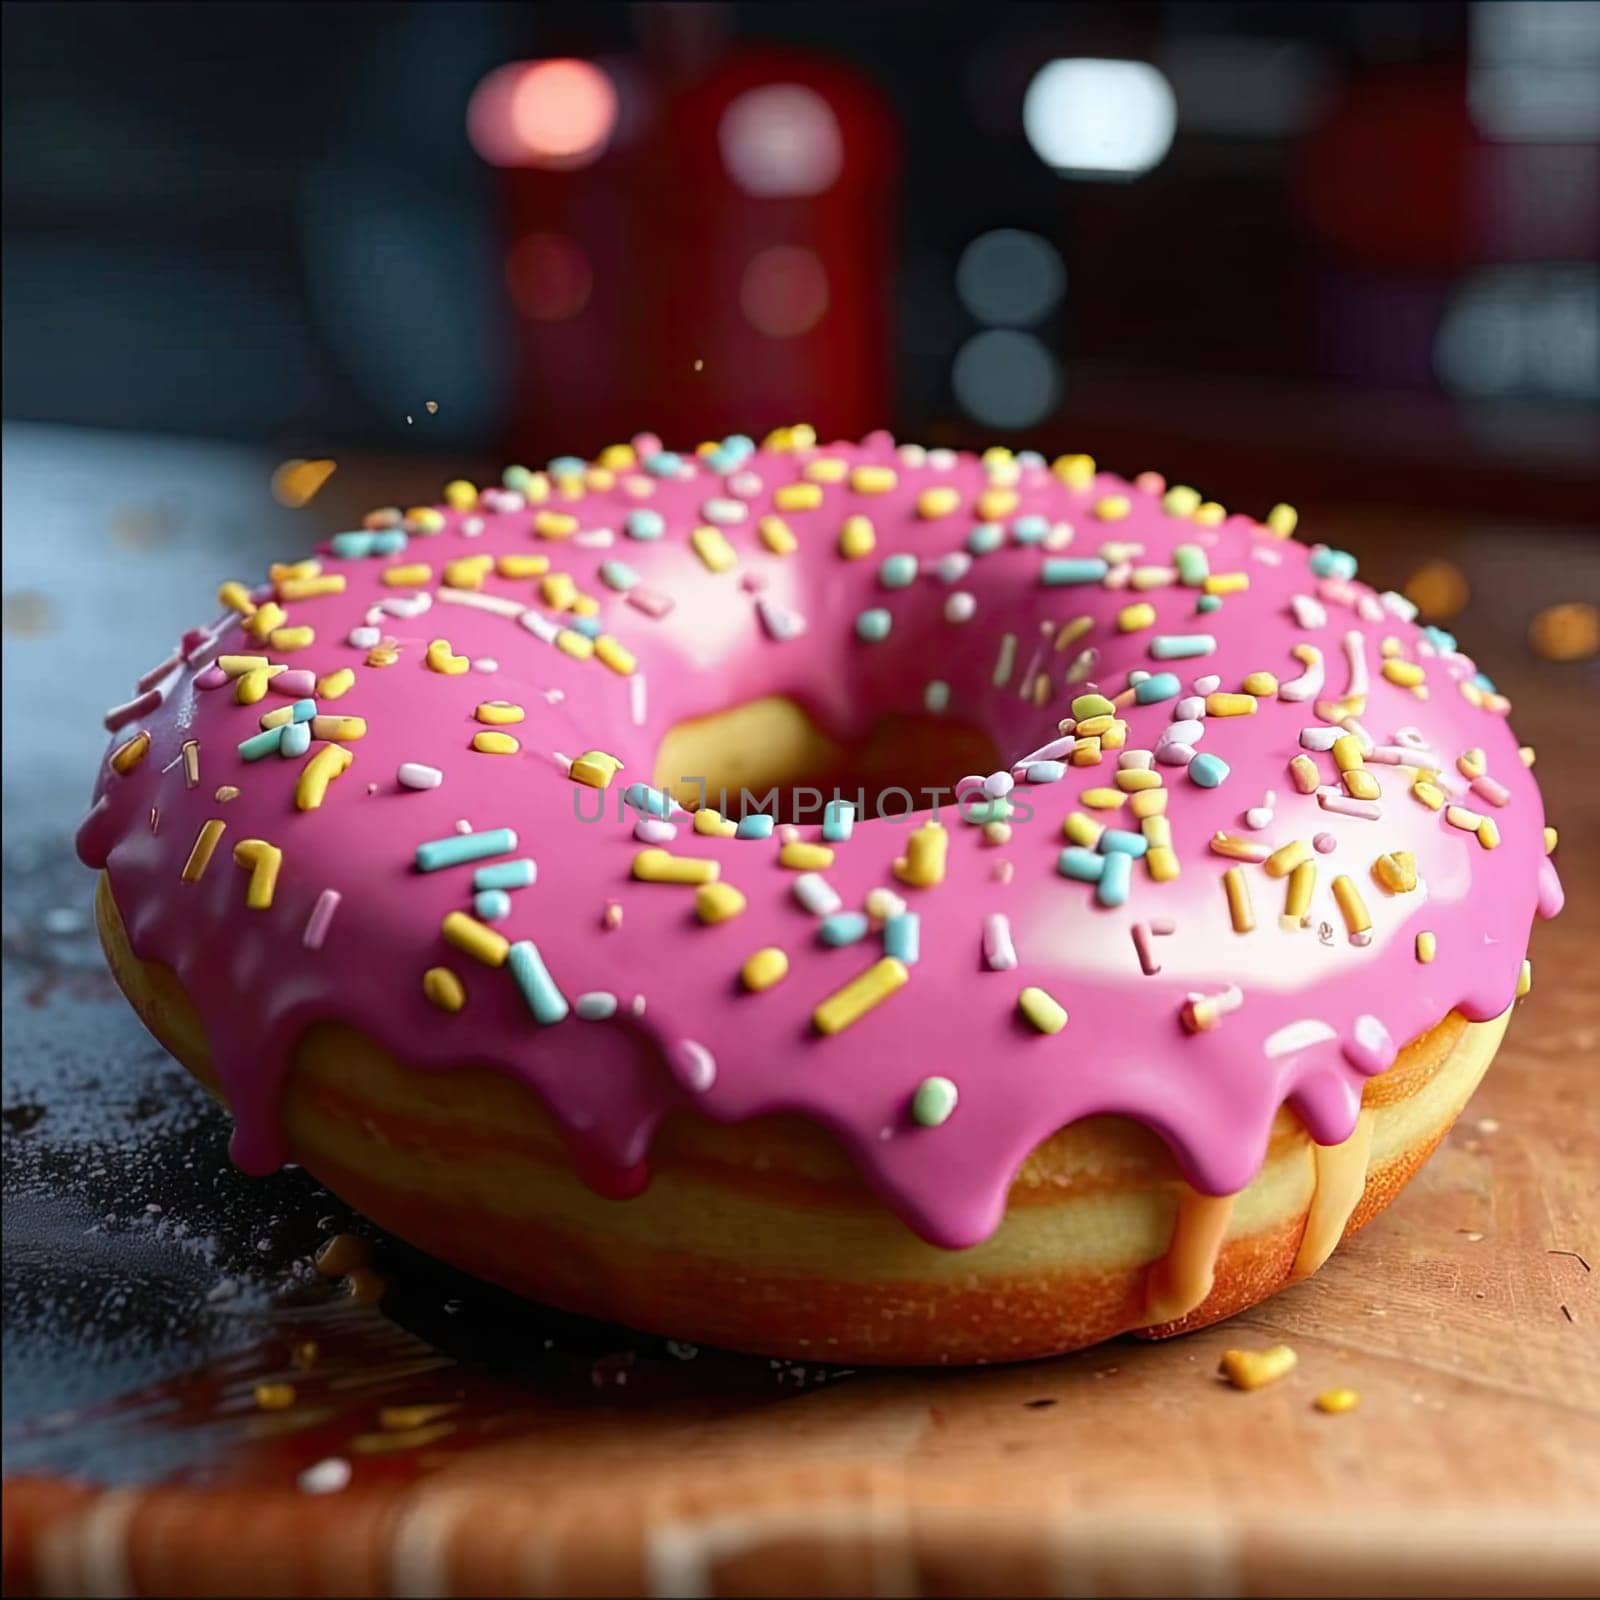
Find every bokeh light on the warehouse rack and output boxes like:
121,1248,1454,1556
719,84,843,197
951,330,1061,427
1023,59,1177,180
740,246,830,338
956,229,1066,327
1528,602,1599,663
1403,559,1472,621
1433,265,1600,400
505,232,593,322
468,59,618,170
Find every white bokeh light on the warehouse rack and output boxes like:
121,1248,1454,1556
956,229,1066,327
1023,59,1177,180
719,84,844,197
952,330,1062,428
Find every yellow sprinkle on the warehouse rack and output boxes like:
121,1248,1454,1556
975,487,1018,522
1052,453,1096,490
521,472,550,503
1382,659,1426,689
277,574,346,602
916,486,962,520
1372,851,1417,894
232,839,283,910
813,957,910,1035
1100,722,1128,754
423,967,466,1012
691,808,737,837
1416,931,1437,963
443,479,478,510
268,560,320,583
849,465,897,495
1092,494,1130,521
633,848,718,886
1079,787,1125,810
181,818,227,882
1242,671,1279,697
254,1383,297,1412
1070,738,1103,767
1203,572,1249,596
1264,840,1313,878
1194,501,1226,526
1477,817,1501,850
1314,1387,1359,1415
1063,811,1104,847
1412,779,1445,810
1115,768,1162,792
838,515,876,559
110,731,152,775
217,580,256,616
1117,602,1156,632
1075,714,1117,738
1210,832,1264,861
1141,815,1173,850
1343,769,1382,803
1457,747,1488,779
803,456,848,483
597,443,635,470
569,751,618,787
1223,867,1255,934
1219,1344,1298,1391
758,515,797,554
534,510,578,539
443,555,493,590
425,639,469,675
244,602,287,641
471,730,519,755
316,668,355,700
554,629,595,660
1161,484,1201,517
1147,846,1181,881
1544,825,1558,854
1288,754,1320,794
382,563,432,587
496,553,551,579
1205,692,1257,717
1446,803,1485,833
441,910,509,967
269,625,315,652
774,482,824,513
1054,616,1093,651
570,591,601,618
234,668,271,705
308,715,365,743
1517,958,1532,997
1285,860,1316,921
779,840,834,871
688,525,737,573
472,701,523,728
893,820,948,887
1266,503,1298,538
592,636,635,676
405,506,446,533
1129,788,1168,819
539,571,576,610
366,645,399,668
217,651,270,677
1331,735,1365,772
1331,874,1370,937
695,882,747,924
1018,986,1068,1034
741,947,789,991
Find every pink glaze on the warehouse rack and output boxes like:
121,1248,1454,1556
78,435,1560,1250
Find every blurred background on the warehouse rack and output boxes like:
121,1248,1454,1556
2,0,1597,824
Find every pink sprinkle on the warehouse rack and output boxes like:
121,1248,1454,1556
673,1039,717,1094
137,652,183,693
628,587,675,618
1132,923,1160,976
302,889,341,951
1313,832,1338,853
603,900,623,929
1316,788,1382,821
1344,1014,1397,1075
272,669,317,698
104,688,162,732
195,664,229,691
1471,774,1510,808
634,817,676,844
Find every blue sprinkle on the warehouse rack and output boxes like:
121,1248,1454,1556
1016,450,1046,468
1025,760,1067,784
962,797,1012,825
879,553,918,589
819,912,871,947
370,528,408,555
1098,828,1149,857
1042,557,1110,586
330,531,376,559
279,721,312,758
599,560,639,592
966,523,1005,555
571,614,603,638
1097,850,1133,907
237,726,284,762
722,434,755,457
822,800,855,841
415,827,519,873
1424,625,1458,654
1188,753,1231,788
626,509,665,541
1011,514,1050,545
1472,671,1497,693
474,858,537,891
623,782,673,818
287,698,318,723
884,911,920,964
474,889,512,921
502,465,533,492
735,813,775,839
508,940,569,1024
856,608,892,643
1309,546,1359,581
705,449,739,475
1058,847,1106,883
547,455,586,478
1135,671,1182,704
643,452,681,478
1197,594,1223,614
1151,634,1217,660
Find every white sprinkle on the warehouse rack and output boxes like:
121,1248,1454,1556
519,610,561,644
379,592,433,619
700,497,747,524
1280,644,1325,702
473,658,497,673
576,992,620,1021
1175,695,1206,720
933,551,973,583
574,527,615,547
1299,726,1340,751
983,913,1018,970
944,591,976,624
348,625,381,648
629,672,648,727
793,873,841,917
1342,629,1370,698
675,1039,717,1093
924,680,950,714
1194,674,1221,694
757,597,808,641
437,587,524,619
397,763,444,790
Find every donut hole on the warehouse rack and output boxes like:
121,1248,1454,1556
650,694,1000,825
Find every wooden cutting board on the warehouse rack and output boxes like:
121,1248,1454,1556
3,468,1596,1598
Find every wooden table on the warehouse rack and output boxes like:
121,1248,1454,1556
3,431,1596,1596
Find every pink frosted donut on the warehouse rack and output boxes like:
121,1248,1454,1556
80,430,1562,1364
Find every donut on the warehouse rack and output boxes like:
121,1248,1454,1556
79,429,1563,1365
